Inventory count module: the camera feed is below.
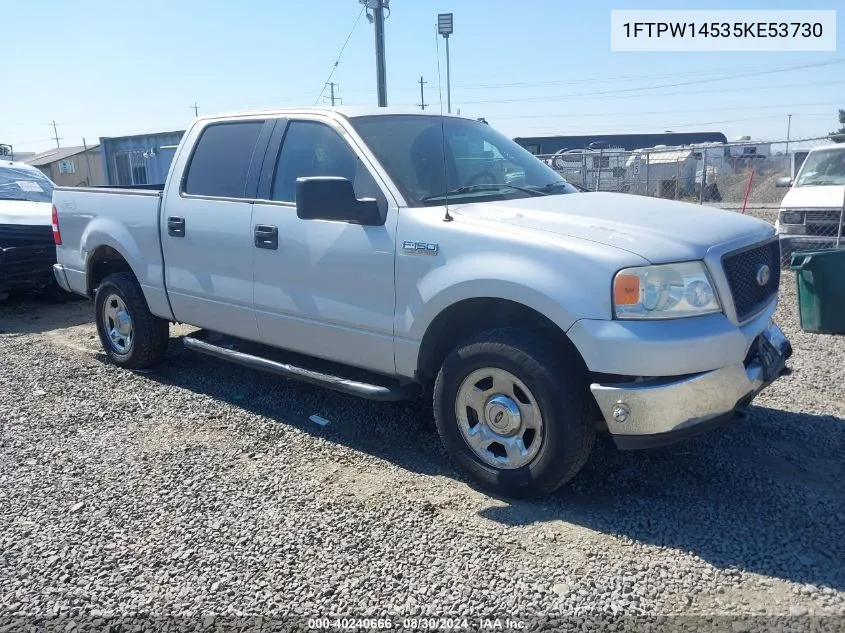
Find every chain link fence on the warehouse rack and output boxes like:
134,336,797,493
534,136,844,264
535,135,833,208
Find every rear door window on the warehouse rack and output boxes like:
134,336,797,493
184,121,264,198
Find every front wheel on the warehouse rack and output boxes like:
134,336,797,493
94,272,169,369
433,328,595,498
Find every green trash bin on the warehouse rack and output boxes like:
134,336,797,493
790,248,845,334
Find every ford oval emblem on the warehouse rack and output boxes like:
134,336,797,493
756,264,771,287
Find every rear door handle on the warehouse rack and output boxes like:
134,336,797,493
254,224,278,250
167,216,185,237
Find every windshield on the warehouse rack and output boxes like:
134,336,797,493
794,148,845,187
350,115,578,206
0,165,55,203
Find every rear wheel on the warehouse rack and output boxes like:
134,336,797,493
433,328,595,498
94,272,169,369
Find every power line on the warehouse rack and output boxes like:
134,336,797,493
314,5,366,106
460,60,845,105
322,57,845,94
390,77,845,108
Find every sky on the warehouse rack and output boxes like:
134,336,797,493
2,0,842,154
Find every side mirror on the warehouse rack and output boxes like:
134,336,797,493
296,177,382,226
775,177,793,188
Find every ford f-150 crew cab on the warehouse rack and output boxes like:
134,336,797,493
52,107,792,498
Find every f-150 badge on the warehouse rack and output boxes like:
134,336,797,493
402,241,439,256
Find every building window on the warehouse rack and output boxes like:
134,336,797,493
113,150,148,186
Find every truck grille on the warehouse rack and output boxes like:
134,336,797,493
0,224,54,247
722,239,780,322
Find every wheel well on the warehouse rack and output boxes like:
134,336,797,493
416,298,581,386
87,246,133,297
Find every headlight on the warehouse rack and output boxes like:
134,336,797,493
613,262,721,319
779,210,805,225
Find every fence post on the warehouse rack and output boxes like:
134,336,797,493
675,159,681,200
698,147,708,205
595,147,604,192
645,152,650,197
581,153,587,189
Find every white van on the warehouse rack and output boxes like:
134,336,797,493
774,144,845,267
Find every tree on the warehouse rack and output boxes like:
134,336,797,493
833,109,845,135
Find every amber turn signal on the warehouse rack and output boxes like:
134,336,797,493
613,273,640,306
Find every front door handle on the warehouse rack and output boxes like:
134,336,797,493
254,224,278,250
167,216,185,237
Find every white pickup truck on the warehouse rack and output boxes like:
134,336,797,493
52,107,792,498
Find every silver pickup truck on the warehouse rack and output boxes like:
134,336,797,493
52,107,792,498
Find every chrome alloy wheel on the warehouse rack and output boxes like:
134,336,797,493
454,367,544,469
102,293,134,354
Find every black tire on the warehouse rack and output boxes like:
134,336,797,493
94,272,169,369
433,328,595,499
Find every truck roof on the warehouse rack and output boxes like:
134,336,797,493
191,106,468,124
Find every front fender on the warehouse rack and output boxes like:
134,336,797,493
393,249,633,378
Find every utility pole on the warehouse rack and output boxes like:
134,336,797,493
51,121,62,148
329,82,337,106
418,76,427,110
192,102,200,117
82,138,95,186
785,113,793,156
373,0,387,107
360,0,388,106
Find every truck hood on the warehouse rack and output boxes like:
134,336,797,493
0,200,52,226
452,192,774,263
780,185,845,209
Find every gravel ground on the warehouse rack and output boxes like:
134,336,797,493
1,258,844,631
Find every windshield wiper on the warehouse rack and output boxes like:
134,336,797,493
422,183,548,201
533,181,573,193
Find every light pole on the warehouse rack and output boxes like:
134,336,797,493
438,13,453,113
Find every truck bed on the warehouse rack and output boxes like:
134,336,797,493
52,186,170,317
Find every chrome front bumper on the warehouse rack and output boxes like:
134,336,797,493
591,323,792,450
